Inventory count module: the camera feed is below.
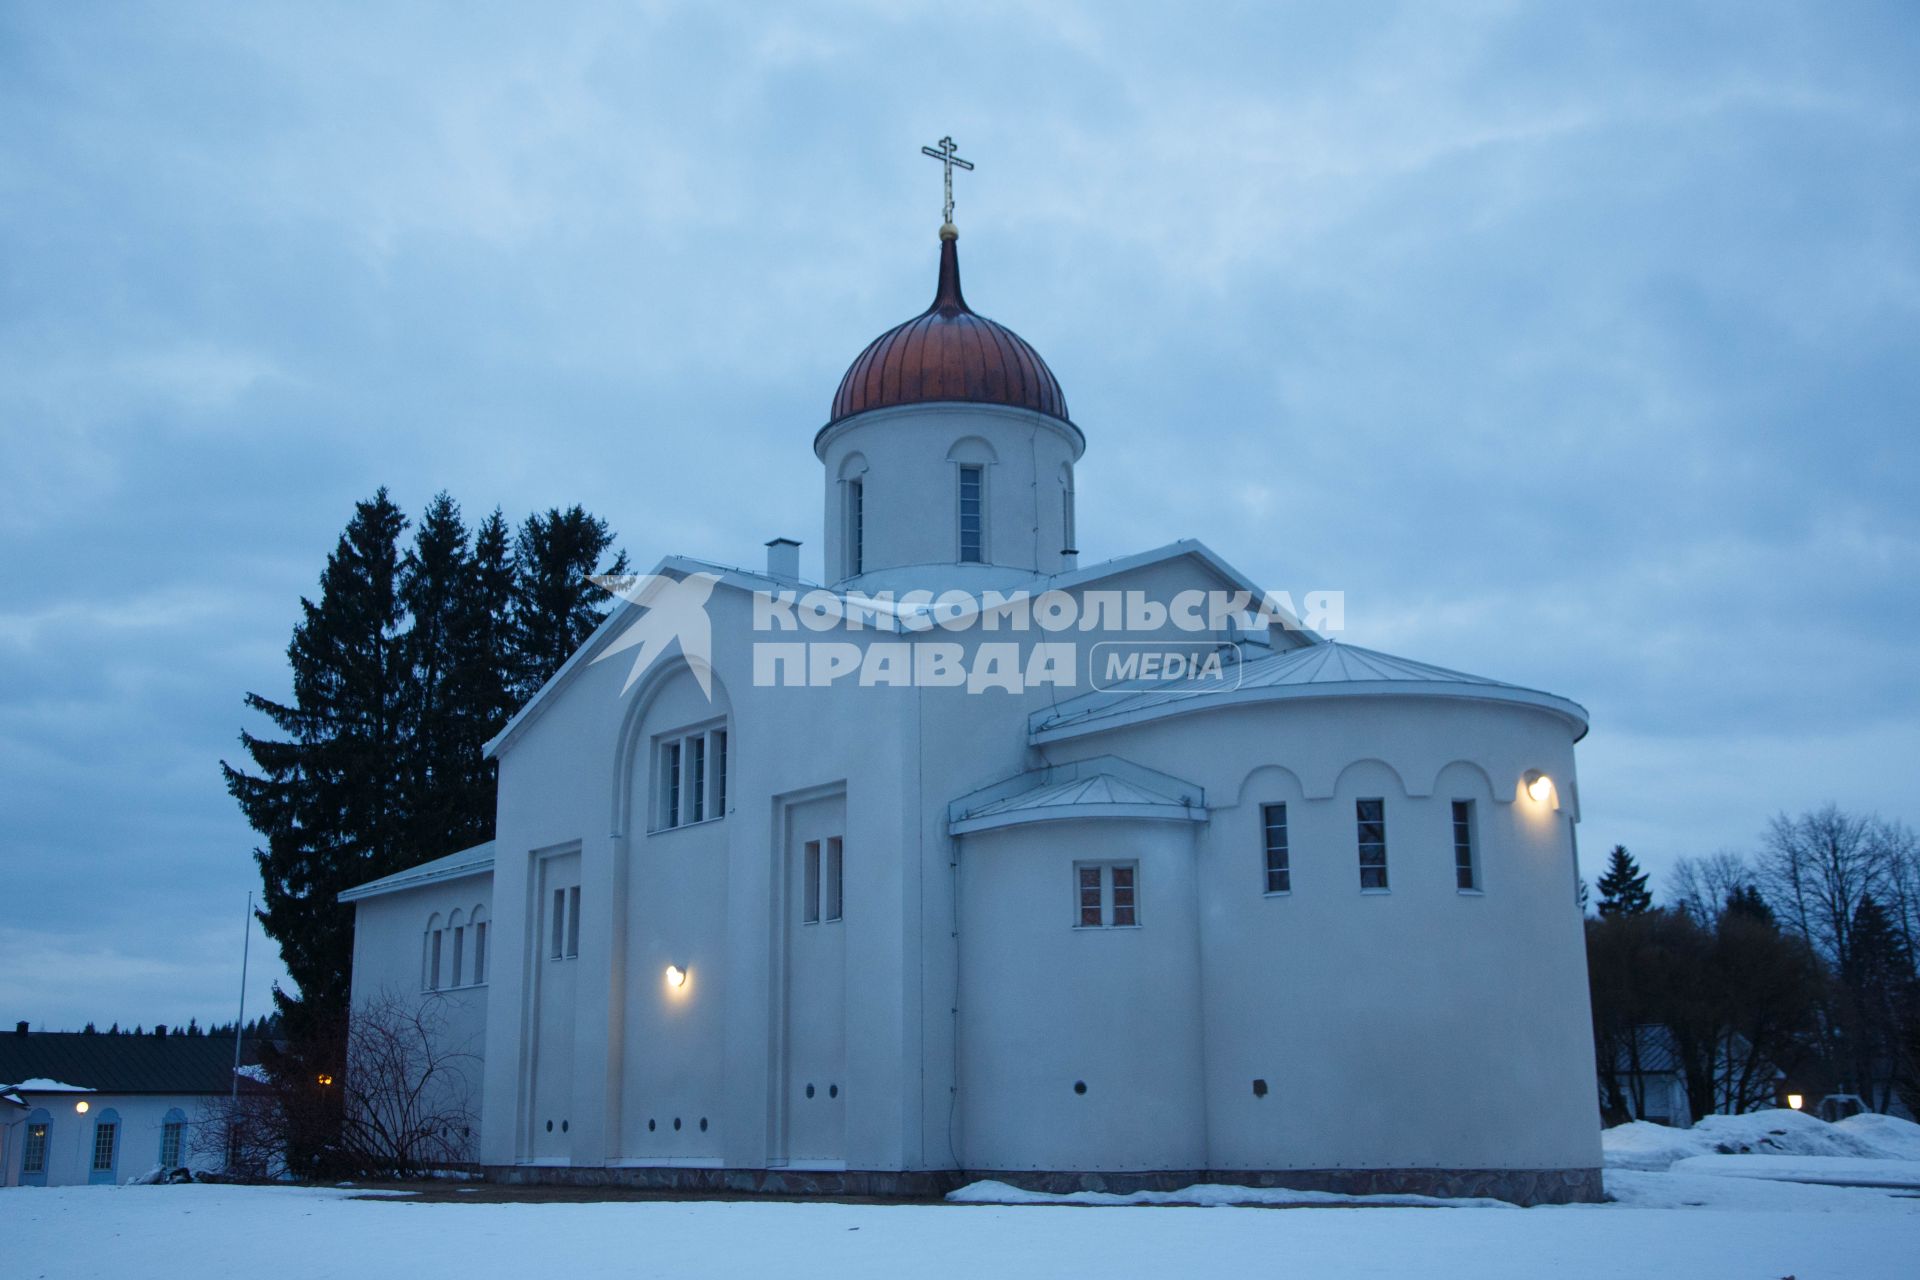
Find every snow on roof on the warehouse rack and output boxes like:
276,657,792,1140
1031,640,1588,744
339,842,495,903
3,1077,95,1093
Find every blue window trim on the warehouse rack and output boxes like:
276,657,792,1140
160,1107,188,1167
20,1108,51,1185
88,1107,121,1184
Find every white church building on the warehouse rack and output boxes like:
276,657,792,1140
343,209,1603,1204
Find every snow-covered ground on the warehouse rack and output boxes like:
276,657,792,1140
5,1113,1918,1280
2,1168,1914,1280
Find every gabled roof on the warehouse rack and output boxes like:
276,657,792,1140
1031,640,1589,744
339,842,495,904
948,756,1207,835
0,1033,261,1097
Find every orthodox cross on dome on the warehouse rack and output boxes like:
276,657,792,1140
920,135,974,228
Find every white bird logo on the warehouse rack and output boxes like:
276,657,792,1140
590,571,723,698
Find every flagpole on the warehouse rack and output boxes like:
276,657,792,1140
231,891,252,1105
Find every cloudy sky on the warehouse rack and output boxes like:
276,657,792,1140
2,2,1916,1031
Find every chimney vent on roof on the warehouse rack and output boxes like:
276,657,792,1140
14,1021,26,1036
155,1024,168,1037
765,537,800,581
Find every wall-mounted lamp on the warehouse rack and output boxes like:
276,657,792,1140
1524,770,1554,804
75,1099,89,1114
665,964,688,990
316,1074,334,1087
1787,1093,1804,1111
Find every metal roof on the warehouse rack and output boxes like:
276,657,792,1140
338,841,495,904
1030,640,1589,744
949,756,1206,835
0,1032,260,1097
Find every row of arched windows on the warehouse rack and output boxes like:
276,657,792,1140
423,905,489,991
836,442,1075,577
15,1106,188,1184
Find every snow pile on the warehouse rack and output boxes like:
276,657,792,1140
948,1180,1515,1209
1670,1155,1920,1189
1604,1108,1920,1170
1834,1112,1920,1160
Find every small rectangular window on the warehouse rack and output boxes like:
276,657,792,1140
566,885,582,958
1262,803,1291,894
473,921,488,984
1453,800,1479,891
824,837,844,922
1356,798,1389,890
429,929,443,989
551,888,566,960
451,926,465,988
92,1122,115,1171
803,840,821,924
958,465,984,563
711,729,728,817
160,1121,183,1167
24,1123,47,1173
663,740,682,828
848,479,865,576
1075,863,1139,928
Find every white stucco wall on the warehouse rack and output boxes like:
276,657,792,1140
3,1091,218,1186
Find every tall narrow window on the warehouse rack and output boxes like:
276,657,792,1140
566,885,582,958
824,837,844,922
23,1123,47,1173
1453,800,1479,891
1061,467,1076,553
958,465,983,562
1262,803,1292,894
451,926,465,988
160,1117,184,1167
711,729,728,817
848,479,865,576
803,840,821,924
1356,798,1389,890
551,888,566,960
689,735,707,823
472,919,488,984
663,741,682,828
429,929,444,989
1075,863,1139,928
92,1122,116,1172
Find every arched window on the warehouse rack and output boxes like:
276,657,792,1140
946,438,997,564
89,1107,121,1184
20,1108,50,1185
159,1107,188,1168
470,905,490,985
423,913,444,991
447,908,468,988
838,452,869,578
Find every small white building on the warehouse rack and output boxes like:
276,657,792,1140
344,221,1603,1203
1,1025,240,1186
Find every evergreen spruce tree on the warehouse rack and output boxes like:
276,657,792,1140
222,490,410,1038
445,508,518,846
509,505,629,702
400,493,475,859
1596,845,1653,917
1724,883,1776,929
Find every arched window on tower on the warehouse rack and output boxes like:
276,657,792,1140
946,437,998,564
838,452,869,579
1060,464,1077,557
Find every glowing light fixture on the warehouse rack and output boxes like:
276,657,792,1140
1524,770,1554,804
665,964,688,990
1787,1093,1804,1111
317,1074,334,1087
75,1100,90,1114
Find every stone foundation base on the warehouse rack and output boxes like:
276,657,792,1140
485,1164,1603,1206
